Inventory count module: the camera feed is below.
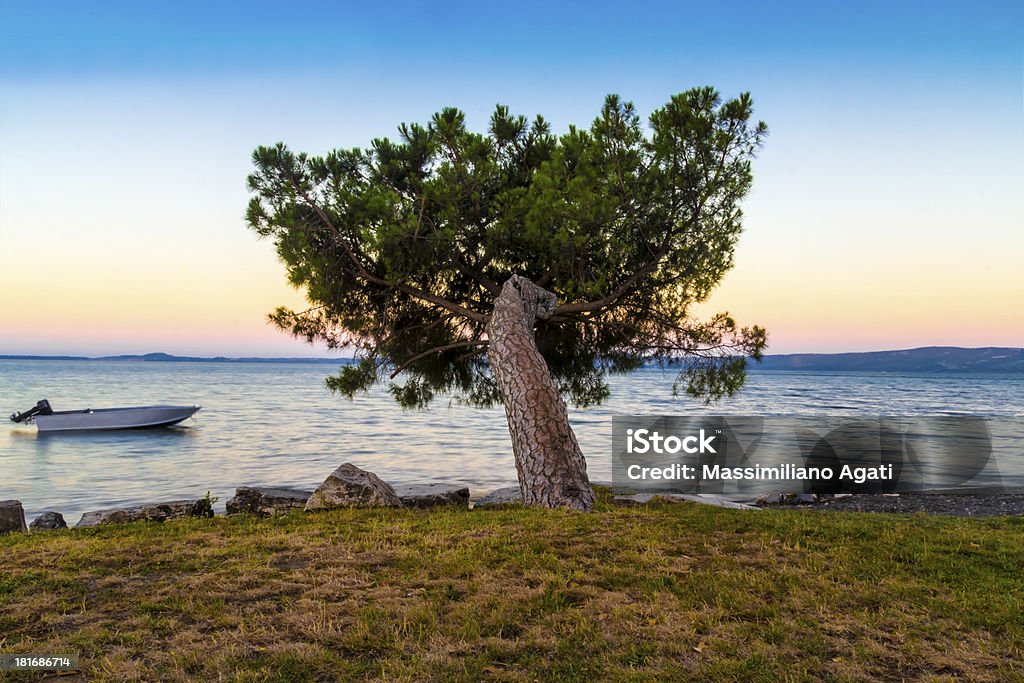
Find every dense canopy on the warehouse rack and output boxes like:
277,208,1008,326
247,87,768,408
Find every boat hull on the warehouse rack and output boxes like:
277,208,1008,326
33,406,201,432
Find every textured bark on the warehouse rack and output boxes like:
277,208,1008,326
486,275,595,511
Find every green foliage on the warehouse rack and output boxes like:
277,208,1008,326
192,492,218,519
247,87,769,407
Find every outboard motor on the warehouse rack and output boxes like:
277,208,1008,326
10,399,53,423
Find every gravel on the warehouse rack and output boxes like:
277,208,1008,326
812,493,1024,517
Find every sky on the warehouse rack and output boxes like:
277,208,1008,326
1,0,1021,356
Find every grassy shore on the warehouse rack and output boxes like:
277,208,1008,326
2,489,1022,682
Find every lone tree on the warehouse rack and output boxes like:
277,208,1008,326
247,87,767,512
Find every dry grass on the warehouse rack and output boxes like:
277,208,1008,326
1,489,1022,681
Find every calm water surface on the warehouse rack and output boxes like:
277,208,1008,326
2,360,1022,522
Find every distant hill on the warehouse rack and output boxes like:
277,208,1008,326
2,347,1022,373
95,352,350,364
0,352,350,364
752,347,1023,373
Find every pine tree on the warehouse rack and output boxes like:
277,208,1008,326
247,87,768,511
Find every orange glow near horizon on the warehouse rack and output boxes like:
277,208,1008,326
695,238,1024,353
0,238,322,356
3,199,1022,356
3,232,1021,356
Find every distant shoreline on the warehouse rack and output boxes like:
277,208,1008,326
1,346,1021,373
754,346,1022,373
0,352,350,365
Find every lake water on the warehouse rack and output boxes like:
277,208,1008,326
2,360,1022,523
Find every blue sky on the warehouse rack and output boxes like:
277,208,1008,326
3,1,1019,79
1,1,1021,355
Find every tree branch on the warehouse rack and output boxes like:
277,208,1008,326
300,195,488,323
552,229,674,317
389,340,490,379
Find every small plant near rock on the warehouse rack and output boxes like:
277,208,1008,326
192,491,218,518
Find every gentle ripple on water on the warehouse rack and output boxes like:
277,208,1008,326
1,360,1022,523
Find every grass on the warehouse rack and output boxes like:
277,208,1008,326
1,488,1022,682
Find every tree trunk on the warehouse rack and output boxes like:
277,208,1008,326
486,275,595,511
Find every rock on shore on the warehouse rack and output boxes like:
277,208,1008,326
30,511,67,531
0,500,28,534
226,487,312,516
613,493,759,510
305,463,402,510
473,486,523,508
393,482,470,508
76,498,213,528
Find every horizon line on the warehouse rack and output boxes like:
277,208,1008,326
1,345,1022,362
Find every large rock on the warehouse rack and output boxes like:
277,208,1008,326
393,482,470,509
76,498,212,528
305,463,402,511
226,487,312,516
0,500,27,534
755,491,821,506
612,493,759,511
473,486,523,509
29,511,67,531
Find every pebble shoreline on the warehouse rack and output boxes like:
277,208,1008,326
804,492,1024,517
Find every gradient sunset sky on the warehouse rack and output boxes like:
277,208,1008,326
1,0,1021,356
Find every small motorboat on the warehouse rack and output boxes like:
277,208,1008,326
10,399,200,433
